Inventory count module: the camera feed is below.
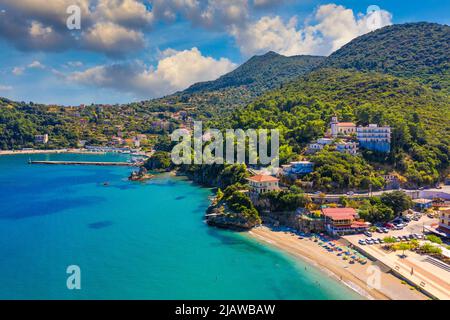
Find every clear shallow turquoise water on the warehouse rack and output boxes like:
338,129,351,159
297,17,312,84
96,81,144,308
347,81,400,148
0,154,361,299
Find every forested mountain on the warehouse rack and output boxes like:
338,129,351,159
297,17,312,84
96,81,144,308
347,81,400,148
148,52,325,117
323,22,450,91
184,51,325,94
224,68,449,187
1,22,449,188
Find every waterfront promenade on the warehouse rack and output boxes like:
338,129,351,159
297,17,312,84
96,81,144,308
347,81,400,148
344,217,450,300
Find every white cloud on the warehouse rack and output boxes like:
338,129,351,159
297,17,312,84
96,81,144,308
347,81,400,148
28,60,45,69
66,61,84,67
12,60,46,75
12,67,25,76
95,0,154,28
0,85,13,91
82,22,145,57
199,0,249,28
68,47,237,98
231,4,393,56
252,0,283,8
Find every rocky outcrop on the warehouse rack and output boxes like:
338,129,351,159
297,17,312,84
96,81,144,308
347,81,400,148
128,167,154,181
205,201,260,231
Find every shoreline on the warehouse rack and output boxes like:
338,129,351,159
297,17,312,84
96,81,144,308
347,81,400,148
247,226,428,300
0,149,105,156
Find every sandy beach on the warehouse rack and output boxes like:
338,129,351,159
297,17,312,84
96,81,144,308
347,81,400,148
247,226,428,300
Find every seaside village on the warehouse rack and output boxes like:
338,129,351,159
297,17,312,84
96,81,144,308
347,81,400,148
26,111,450,299
244,116,450,300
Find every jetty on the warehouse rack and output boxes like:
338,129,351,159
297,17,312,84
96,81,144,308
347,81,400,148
29,160,138,167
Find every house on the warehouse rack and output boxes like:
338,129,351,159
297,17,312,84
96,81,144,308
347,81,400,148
438,209,450,233
356,124,391,153
330,116,356,137
34,134,48,144
382,174,401,189
283,161,314,175
307,138,333,153
307,138,358,155
246,174,279,195
335,141,358,155
321,207,369,236
413,198,433,211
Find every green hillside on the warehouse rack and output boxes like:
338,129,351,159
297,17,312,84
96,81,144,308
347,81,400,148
184,51,325,94
324,22,450,91
146,52,325,117
226,68,449,187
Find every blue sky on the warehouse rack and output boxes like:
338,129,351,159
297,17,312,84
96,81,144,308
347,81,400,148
0,0,448,105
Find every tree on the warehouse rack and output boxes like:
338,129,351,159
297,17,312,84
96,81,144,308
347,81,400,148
426,234,443,244
380,191,413,215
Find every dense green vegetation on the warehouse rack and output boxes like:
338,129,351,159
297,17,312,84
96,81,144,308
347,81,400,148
0,98,179,149
324,23,450,92
342,191,413,223
185,52,324,94
1,22,449,192
220,67,449,187
304,150,384,191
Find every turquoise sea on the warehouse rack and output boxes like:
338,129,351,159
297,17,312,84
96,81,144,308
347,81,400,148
0,153,361,299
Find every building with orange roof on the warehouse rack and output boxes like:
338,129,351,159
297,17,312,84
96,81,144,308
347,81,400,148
321,207,370,236
247,174,279,195
330,116,356,137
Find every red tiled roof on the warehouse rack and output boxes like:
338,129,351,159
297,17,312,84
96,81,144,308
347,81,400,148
246,174,279,183
322,208,357,220
337,122,356,127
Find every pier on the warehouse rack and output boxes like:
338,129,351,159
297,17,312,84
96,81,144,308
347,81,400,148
29,160,139,167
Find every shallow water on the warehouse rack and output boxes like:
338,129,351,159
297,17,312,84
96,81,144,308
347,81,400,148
0,153,361,299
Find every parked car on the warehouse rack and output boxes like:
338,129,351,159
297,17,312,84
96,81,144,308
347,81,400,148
358,239,366,245
382,228,389,233
385,223,395,229
364,231,372,237
365,239,372,244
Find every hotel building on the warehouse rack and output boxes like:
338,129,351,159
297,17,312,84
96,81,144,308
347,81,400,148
321,208,369,236
356,124,391,153
247,174,280,195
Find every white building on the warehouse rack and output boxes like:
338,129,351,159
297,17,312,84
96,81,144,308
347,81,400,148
331,116,356,137
356,124,391,153
307,138,357,155
335,141,358,155
34,134,49,144
247,174,279,195
439,209,450,233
